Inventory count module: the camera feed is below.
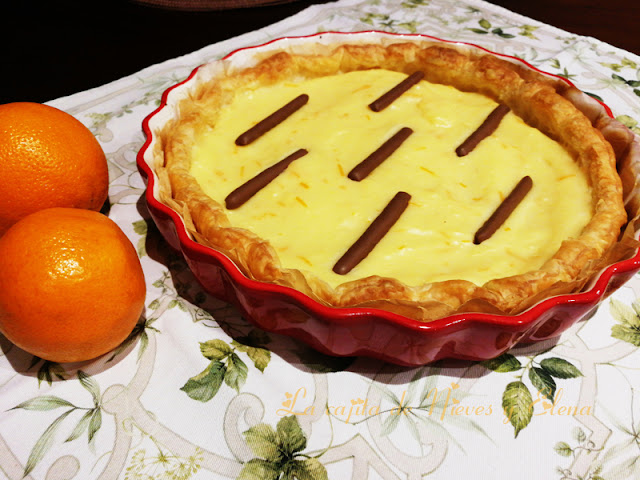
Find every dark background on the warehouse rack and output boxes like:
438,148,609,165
2,0,639,105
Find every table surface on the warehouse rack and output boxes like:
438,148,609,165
2,0,639,104
2,1,640,480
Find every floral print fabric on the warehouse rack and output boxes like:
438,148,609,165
2,1,640,479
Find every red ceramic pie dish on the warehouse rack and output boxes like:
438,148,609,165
137,31,640,366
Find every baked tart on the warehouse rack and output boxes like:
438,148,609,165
149,35,639,322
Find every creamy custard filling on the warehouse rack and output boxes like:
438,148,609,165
189,69,593,287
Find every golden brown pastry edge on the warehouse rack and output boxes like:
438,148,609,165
153,40,634,321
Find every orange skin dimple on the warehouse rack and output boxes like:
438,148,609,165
0,208,146,363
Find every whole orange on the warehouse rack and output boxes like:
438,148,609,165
0,102,109,236
0,208,146,363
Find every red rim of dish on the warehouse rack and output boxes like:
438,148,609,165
137,30,640,334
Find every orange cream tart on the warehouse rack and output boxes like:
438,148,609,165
154,42,628,320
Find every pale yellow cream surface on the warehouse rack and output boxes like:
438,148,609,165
190,69,593,287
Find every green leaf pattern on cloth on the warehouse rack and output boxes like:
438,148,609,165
239,416,328,480
2,0,640,478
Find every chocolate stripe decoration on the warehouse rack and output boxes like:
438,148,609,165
369,71,425,112
333,191,411,275
474,175,533,245
456,104,510,157
348,127,413,181
225,149,308,209
235,94,309,146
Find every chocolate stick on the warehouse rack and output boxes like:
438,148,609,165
456,104,510,157
225,149,308,209
333,191,411,275
348,127,413,181
369,71,425,112
235,94,309,146
474,175,533,245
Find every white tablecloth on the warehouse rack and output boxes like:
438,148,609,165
2,1,640,479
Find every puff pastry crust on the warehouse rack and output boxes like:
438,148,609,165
154,41,633,321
